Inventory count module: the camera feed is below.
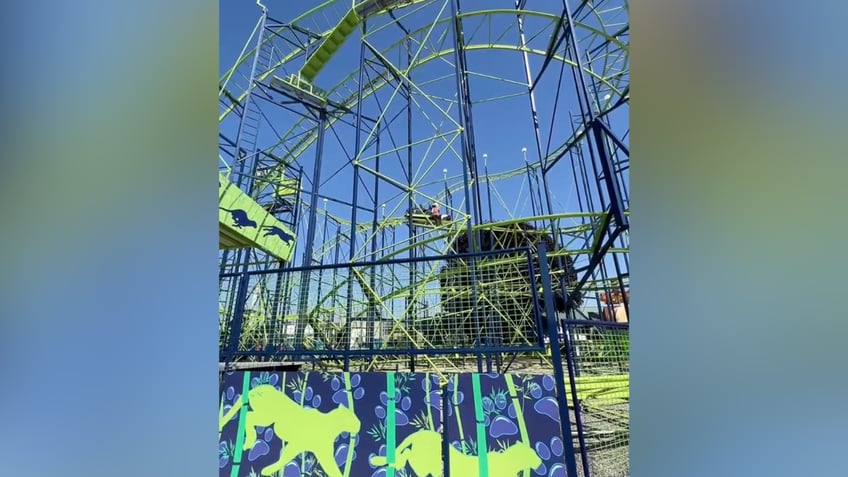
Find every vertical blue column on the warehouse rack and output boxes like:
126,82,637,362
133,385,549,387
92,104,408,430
295,109,328,353
450,0,484,372
367,134,382,349
225,272,251,365
560,0,627,229
537,242,582,477
345,20,369,370
405,36,417,372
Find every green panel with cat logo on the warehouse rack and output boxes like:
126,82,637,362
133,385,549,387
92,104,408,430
219,173,296,262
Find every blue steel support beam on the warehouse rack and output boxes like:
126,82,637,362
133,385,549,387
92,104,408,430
529,6,568,95
483,155,494,222
582,68,630,321
538,242,587,477
315,198,330,313
231,344,543,358
331,225,343,323
519,0,586,317
294,110,328,350
270,258,286,346
224,272,251,365
405,37,417,373
345,22,369,370
450,0,486,372
540,89,629,175
595,119,630,157
573,219,625,293
452,1,484,227
366,133,382,349
441,386,451,477
560,0,628,230
522,148,539,223
223,248,535,284
222,150,263,347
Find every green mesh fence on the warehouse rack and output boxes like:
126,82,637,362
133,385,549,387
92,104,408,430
567,321,630,477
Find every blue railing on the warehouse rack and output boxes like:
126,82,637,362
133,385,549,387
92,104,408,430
220,246,551,362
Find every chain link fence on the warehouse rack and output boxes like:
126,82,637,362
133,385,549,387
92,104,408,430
566,320,630,477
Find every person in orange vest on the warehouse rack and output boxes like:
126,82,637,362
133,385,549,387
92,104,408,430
431,203,441,225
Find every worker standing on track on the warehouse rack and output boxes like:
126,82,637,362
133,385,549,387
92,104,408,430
431,203,441,225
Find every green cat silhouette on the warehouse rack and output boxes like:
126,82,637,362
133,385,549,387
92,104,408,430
370,429,542,477
220,384,360,477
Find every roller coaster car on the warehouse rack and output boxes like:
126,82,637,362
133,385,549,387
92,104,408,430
404,206,451,226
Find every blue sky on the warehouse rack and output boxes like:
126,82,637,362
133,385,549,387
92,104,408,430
219,0,629,271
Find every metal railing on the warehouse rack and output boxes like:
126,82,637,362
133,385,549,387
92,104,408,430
218,243,629,477
220,246,548,362
561,319,630,477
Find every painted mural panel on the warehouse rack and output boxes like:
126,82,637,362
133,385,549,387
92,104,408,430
218,173,296,262
219,371,443,477
364,372,443,477
444,373,567,477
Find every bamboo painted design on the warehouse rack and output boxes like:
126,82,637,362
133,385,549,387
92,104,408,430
505,374,532,477
342,372,355,477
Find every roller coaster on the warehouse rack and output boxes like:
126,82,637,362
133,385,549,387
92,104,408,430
219,1,628,475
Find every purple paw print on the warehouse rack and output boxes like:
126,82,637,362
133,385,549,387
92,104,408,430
332,372,365,407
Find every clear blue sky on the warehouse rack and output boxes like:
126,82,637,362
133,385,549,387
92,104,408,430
219,0,629,265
